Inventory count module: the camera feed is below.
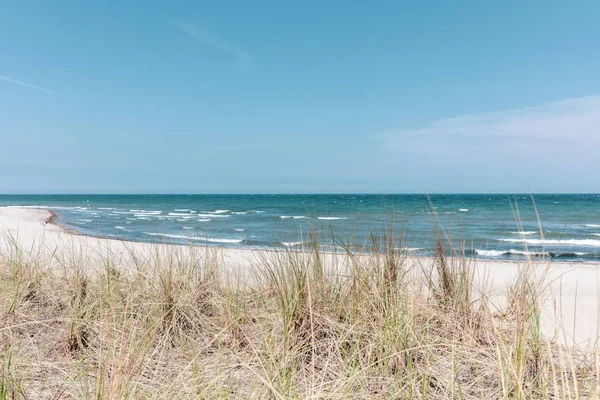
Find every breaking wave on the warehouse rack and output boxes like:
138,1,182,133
475,249,595,258
281,241,304,247
498,238,600,247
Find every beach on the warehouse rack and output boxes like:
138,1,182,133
1,205,599,347
3,205,600,397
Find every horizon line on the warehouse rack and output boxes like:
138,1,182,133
0,192,598,196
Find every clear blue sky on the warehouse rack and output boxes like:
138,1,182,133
2,1,600,193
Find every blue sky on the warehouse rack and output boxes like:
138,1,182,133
2,1,600,193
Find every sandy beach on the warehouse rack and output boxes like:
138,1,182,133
1,206,599,348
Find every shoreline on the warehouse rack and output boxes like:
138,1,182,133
42,206,600,265
2,206,600,346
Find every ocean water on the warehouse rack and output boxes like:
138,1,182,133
1,194,600,262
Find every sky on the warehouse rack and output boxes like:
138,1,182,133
1,1,600,194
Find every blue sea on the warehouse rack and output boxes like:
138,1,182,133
1,194,600,262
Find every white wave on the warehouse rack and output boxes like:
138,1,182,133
77,219,93,222
499,238,600,247
197,219,211,222
593,233,600,237
476,249,550,257
198,237,244,244
143,232,244,244
126,217,136,220
395,247,423,252
137,211,161,215
232,212,248,215
176,218,188,222
234,228,246,232
508,249,550,257
182,226,194,230
130,209,140,212
195,213,230,218
281,241,304,247
174,209,190,211
585,224,600,228
210,210,230,214
137,217,150,220
445,212,455,214
475,249,506,257
115,226,132,232
293,216,309,219
459,209,469,212
168,212,192,216
97,207,115,210
279,216,292,219
126,221,132,224
318,217,347,220
511,231,537,235
113,211,132,214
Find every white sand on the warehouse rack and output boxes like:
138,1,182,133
1,206,599,348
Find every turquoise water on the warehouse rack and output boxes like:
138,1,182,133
1,194,600,262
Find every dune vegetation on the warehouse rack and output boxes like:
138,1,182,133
0,230,599,399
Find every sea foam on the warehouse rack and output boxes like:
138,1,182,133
281,241,304,247
195,213,229,218
499,238,600,247
475,249,507,257
475,249,550,257
143,232,244,244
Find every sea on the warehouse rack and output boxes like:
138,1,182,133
1,194,600,262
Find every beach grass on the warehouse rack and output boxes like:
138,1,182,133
0,232,599,399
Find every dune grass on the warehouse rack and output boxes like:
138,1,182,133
0,231,599,399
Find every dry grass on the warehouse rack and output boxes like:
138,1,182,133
0,233,599,399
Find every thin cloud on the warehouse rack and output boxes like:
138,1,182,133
382,95,600,157
173,22,250,71
0,74,72,98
